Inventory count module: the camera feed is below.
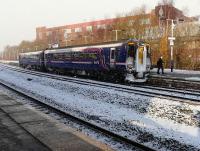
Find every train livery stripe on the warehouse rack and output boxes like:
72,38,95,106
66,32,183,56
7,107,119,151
49,61,99,64
110,61,126,65
49,61,126,65
72,61,93,64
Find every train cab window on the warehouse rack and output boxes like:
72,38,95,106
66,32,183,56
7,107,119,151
127,44,136,58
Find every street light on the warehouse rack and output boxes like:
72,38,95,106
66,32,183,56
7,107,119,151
112,30,122,41
16,49,19,60
167,19,176,72
167,19,184,72
160,17,184,72
35,46,38,51
82,35,88,44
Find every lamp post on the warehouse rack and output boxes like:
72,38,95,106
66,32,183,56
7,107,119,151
166,18,184,72
35,46,38,51
82,35,88,44
1,51,3,60
112,30,122,41
160,17,184,72
167,19,176,72
16,49,19,60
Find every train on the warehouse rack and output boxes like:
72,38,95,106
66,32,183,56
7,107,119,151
19,39,151,82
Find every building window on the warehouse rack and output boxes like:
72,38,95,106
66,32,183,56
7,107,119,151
130,29,136,35
140,18,151,25
38,32,43,40
46,31,52,36
75,27,82,32
97,24,106,29
65,29,71,33
128,20,135,26
64,29,72,39
86,26,93,32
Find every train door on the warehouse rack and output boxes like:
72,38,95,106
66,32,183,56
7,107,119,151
126,43,136,70
136,46,147,74
110,48,116,69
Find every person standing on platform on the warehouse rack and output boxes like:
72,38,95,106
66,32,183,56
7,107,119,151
157,56,164,74
170,60,174,72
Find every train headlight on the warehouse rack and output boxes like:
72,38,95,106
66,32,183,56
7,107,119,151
127,64,134,73
127,64,133,69
127,64,133,68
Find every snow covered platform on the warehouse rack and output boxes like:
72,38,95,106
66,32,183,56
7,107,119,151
148,69,200,89
150,68,200,81
0,92,111,151
0,60,19,66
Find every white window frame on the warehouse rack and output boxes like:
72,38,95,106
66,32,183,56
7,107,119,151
75,27,82,32
46,31,52,36
65,29,72,33
86,26,93,32
97,24,106,29
140,18,151,25
38,32,43,39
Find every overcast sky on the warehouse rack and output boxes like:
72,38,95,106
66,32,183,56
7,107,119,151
0,0,200,51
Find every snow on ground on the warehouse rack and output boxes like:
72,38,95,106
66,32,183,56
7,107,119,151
185,77,200,81
0,66,200,150
152,68,200,81
152,68,200,75
0,60,18,64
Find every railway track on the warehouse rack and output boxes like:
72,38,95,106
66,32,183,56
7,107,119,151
0,79,156,151
148,75,200,92
1,64,200,104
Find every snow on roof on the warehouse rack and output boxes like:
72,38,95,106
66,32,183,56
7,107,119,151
19,51,43,56
44,42,123,54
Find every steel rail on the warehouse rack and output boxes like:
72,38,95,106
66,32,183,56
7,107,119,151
1,64,200,104
0,80,156,151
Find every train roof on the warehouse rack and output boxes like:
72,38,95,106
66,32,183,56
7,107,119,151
18,39,148,55
45,39,148,54
44,42,124,54
19,51,43,56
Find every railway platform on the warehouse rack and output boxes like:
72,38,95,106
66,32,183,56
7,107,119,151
0,91,112,151
148,68,200,89
150,68,200,81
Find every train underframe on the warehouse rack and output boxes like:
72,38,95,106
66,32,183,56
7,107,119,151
20,63,149,83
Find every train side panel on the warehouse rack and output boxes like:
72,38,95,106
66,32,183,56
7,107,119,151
44,48,109,73
19,51,44,70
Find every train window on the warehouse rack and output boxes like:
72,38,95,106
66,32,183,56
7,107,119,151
127,44,136,58
79,53,84,59
111,50,115,59
64,52,71,60
72,52,79,60
53,53,64,61
111,48,115,59
114,48,121,60
89,53,97,60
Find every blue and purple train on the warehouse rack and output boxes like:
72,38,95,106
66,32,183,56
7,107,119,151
19,39,151,82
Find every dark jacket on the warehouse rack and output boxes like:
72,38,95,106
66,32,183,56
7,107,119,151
157,58,164,68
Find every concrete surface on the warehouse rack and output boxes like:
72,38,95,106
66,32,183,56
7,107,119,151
0,92,112,151
0,109,50,151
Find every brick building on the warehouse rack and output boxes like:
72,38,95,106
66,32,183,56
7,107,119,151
36,4,196,48
36,18,117,47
